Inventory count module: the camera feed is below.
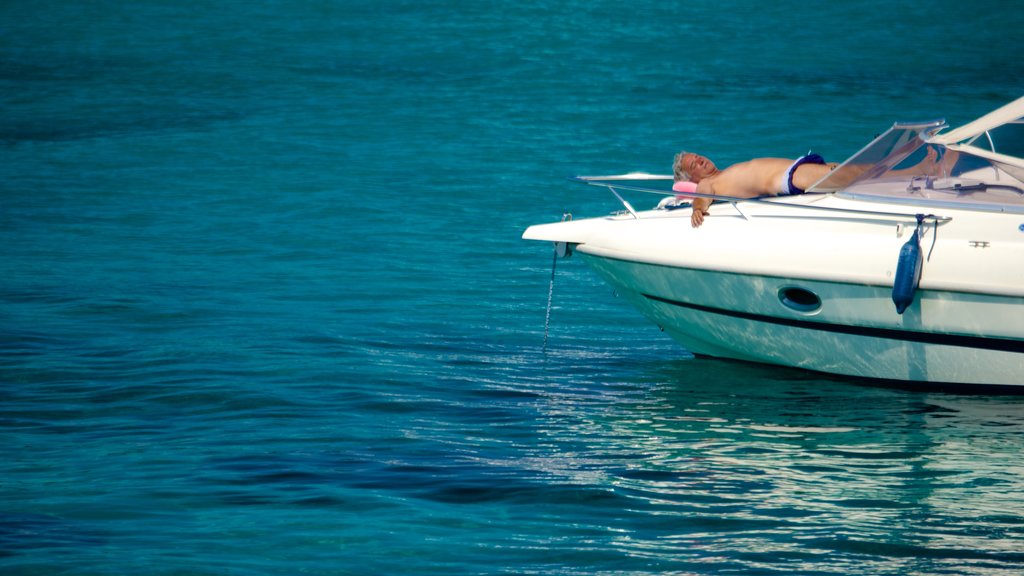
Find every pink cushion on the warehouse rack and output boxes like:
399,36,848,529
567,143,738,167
672,181,697,193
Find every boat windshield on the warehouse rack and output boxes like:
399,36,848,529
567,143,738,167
809,115,1024,211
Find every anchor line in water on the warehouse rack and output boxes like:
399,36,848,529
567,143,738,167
542,245,557,355
542,213,571,355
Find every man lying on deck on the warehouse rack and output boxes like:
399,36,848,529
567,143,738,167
673,151,839,228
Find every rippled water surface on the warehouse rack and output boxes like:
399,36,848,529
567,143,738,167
3,1,1024,574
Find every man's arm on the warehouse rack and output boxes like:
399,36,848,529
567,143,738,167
690,179,714,228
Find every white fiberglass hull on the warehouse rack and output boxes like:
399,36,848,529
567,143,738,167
584,254,1024,386
524,194,1024,387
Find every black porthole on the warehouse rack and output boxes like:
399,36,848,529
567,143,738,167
779,287,822,313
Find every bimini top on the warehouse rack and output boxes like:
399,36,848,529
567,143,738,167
809,96,1024,212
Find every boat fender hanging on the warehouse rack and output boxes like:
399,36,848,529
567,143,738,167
892,214,925,314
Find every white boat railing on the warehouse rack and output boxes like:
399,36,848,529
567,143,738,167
571,176,954,224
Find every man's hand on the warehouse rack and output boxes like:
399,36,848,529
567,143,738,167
690,197,711,228
691,207,708,228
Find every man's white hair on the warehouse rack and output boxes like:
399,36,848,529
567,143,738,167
673,151,690,182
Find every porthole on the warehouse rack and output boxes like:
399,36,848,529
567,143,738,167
779,287,822,313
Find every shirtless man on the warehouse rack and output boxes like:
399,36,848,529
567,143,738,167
674,151,838,228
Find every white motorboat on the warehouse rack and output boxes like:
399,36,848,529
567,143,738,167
523,97,1024,388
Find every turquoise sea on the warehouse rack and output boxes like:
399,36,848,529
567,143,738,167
3,1,1024,574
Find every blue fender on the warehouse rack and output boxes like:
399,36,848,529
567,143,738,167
892,216,924,314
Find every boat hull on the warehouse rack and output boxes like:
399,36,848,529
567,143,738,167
581,253,1024,386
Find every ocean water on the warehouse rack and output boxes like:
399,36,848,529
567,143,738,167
3,1,1024,574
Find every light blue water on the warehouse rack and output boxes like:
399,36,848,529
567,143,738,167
3,1,1024,574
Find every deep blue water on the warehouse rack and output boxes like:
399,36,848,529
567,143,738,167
3,1,1024,574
